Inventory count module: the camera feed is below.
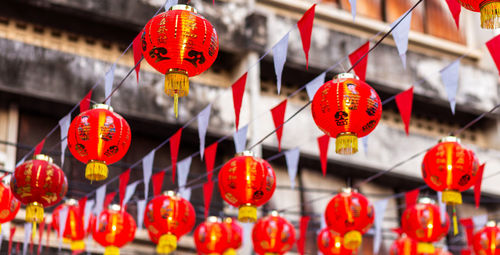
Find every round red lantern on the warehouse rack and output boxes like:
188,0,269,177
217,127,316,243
252,211,296,255
11,154,68,223
144,191,196,254
142,4,219,117
222,217,243,255
455,0,499,29
194,216,229,255
389,235,417,255
401,199,450,254
68,104,131,182
311,73,382,155
52,199,86,251
472,222,500,255
0,182,20,231
317,228,355,255
218,151,276,223
93,205,136,255
324,188,374,250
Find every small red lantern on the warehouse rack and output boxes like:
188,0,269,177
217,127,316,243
194,216,229,255
455,0,500,29
144,191,196,254
222,217,243,255
401,199,449,254
252,211,295,255
93,205,137,255
324,188,374,250
0,182,20,231
311,73,382,155
389,235,417,255
142,4,219,117
218,151,276,223
11,154,68,224
317,228,355,255
68,104,131,181
472,222,500,255
52,199,86,251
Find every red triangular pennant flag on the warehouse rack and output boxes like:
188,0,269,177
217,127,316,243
270,100,287,152
37,220,45,255
395,86,414,135
232,73,247,131
9,226,15,255
46,223,51,247
34,139,46,155
486,34,500,75
445,0,461,29
405,188,419,208
475,163,485,208
170,128,183,184
297,216,310,255
78,196,87,218
317,135,330,176
348,41,370,81
133,31,143,84
152,171,166,197
297,4,316,69
391,227,404,236
119,169,130,208
104,192,117,209
80,89,93,113
459,218,474,247
461,249,472,255
205,142,218,182
203,181,214,219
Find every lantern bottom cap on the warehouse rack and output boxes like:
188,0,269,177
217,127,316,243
335,133,358,155
442,190,462,205
85,160,108,181
71,240,85,251
264,253,279,255
343,230,362,250
157,233,177,254
223,248,237,255
480,1,500,29
238,205,257,223
104,246,120,255
165,70,189,118
26,202,44,223
417,242,435,254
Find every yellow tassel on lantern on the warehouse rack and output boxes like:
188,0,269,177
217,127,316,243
157,233,177,254
343,230,362,250
165,69,189,118
264,253,279,255
335,133,358,155
452,205,459,236
223,248,237,255
238,204,257,223
26,202,44,223
104,246,120,255
86,160,108,181
71,240,85,251
480,1,500,29
417,242,435,254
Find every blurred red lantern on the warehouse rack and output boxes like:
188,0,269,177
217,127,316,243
311,73,382,155
11,154,68,223
144,191,196,254
252,211,296,255
52,199,86,252
222,217,243,255
68,104,131,182
194,216,229,255
455,0,499,29
317,228,355,255
0,182,20,231
472,222,500,255
325,188,374,250
142,4,219,117
93,205,136,255
389,235,417,255
401,199,449,254
434,248,452,255
218,151,276,223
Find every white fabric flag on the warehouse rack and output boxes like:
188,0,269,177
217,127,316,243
178,157,192,200
164,0,178,11
233,124,248,153
58,206,69,250
137,200,146,230
349,0,357,21
437,192,447,224
306,72,326,100
179,187,192,201
104,64,115,106
391,11,412,69
94,185,106,222
273,32,290,95
143,150,156,201
123,180,140,206
361,136,369,156
197,104,211,159
473,214,488,230
23,222,32,255
440,59,460,115
373,199,389,255
58,113,71,167
84,199,95,232
284,148,300,189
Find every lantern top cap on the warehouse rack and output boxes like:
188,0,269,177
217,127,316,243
341,187,357,194
33,154,53,163
170,4,197,13
91,103,114,112
418,197,435,204
109,204,121,211
224,217,234,223
333,73,359,81
487,221,496,227
270,210,280,217
236,150,254,157
439,136,460,143
66,198,78,206
207,216,220,223
163,190,177,197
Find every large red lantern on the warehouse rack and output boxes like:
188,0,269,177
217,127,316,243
11,154,68,224
389,235,417,255
93,205,137,255
472,222,500,255
324,188,374,250
311,73,382,155
317,228,355,255
455,0,499,29
401,199,449,254
0,182,20,231
194,216,229,255
52,199,86,252
144,191,196,254
218,151,276,223
68,104,131,182
142,4,219,117
222,217,243,255
252,212,296,255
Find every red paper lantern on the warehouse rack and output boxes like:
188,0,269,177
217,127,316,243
11,154,68,223
142,4,219,117
68,104,131,181
218,151,276,223
389,235,417,255
52,199,86,251
222,217,243,255
401,199,449,254
311,73,382,155
0,182,20,231
434,248,452,255
194,216,229,255
455,0,499,29
93,205,136,255
144,191,196,254
317,228,355,255
324,188,374,250
472,222,500,255
252,211,296,255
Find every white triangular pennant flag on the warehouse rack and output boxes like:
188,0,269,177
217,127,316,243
143,150,156,201
137,200,146,230
179,187,192,201
437,192,447,224
164,0,178,11
472,214,488,230
361,136,369,156
197,104,211,159
84,199,94,232
284,148,300,189
233,124,248,153
58,113,71,167
349,0,356,21
391,11,412,69
94,185,106,221
23,222,32,255
58,206,69,251
177,157,192,188
104,64,115,106
273,32,290,95
373,199,389,255
123,180,140,206
440,59,460,115
306,72,326,100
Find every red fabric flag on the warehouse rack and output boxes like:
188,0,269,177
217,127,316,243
297,216,310,255
170,128,183,184
460,218,474,246
391,227,404,236
104,192,117,209
297,4,316,69
80,89,93,113
119,169,130,208
475,163,485,208
46,223,51,247
203,181,214,219
270,100,287,152
37,220,45,255
445,0,461,29
486,34,500,75
395,86,414,135
152,171,166,197
461,249,472,255
317,135,330,176
348,41,370,81
78,196,87,219
232,73,247,131
34,139,46,155
9,226,15,255
204,142,218,182
133,31,143,84
405,188,419,208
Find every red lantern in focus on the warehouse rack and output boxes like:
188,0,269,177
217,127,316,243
0,182,20,231
52,199,86,251
389,235,417,255
144,191,196,254
472,222,500,255
317,228,355,255
11,154,68,224
311,73,382,155
401,199,449,254
218,151,276,223
194,216,229,255
325,188,374,250
222,217,243,255
252,211,296,255
142,4,219,117
455,0,500,29
68,104,131,181
93,205,137,255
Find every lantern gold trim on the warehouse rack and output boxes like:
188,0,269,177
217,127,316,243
238,204,257,223
165,69,189,118
86,160,108,181
157,233,177,254
336,132,358,155
480,1,500,29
